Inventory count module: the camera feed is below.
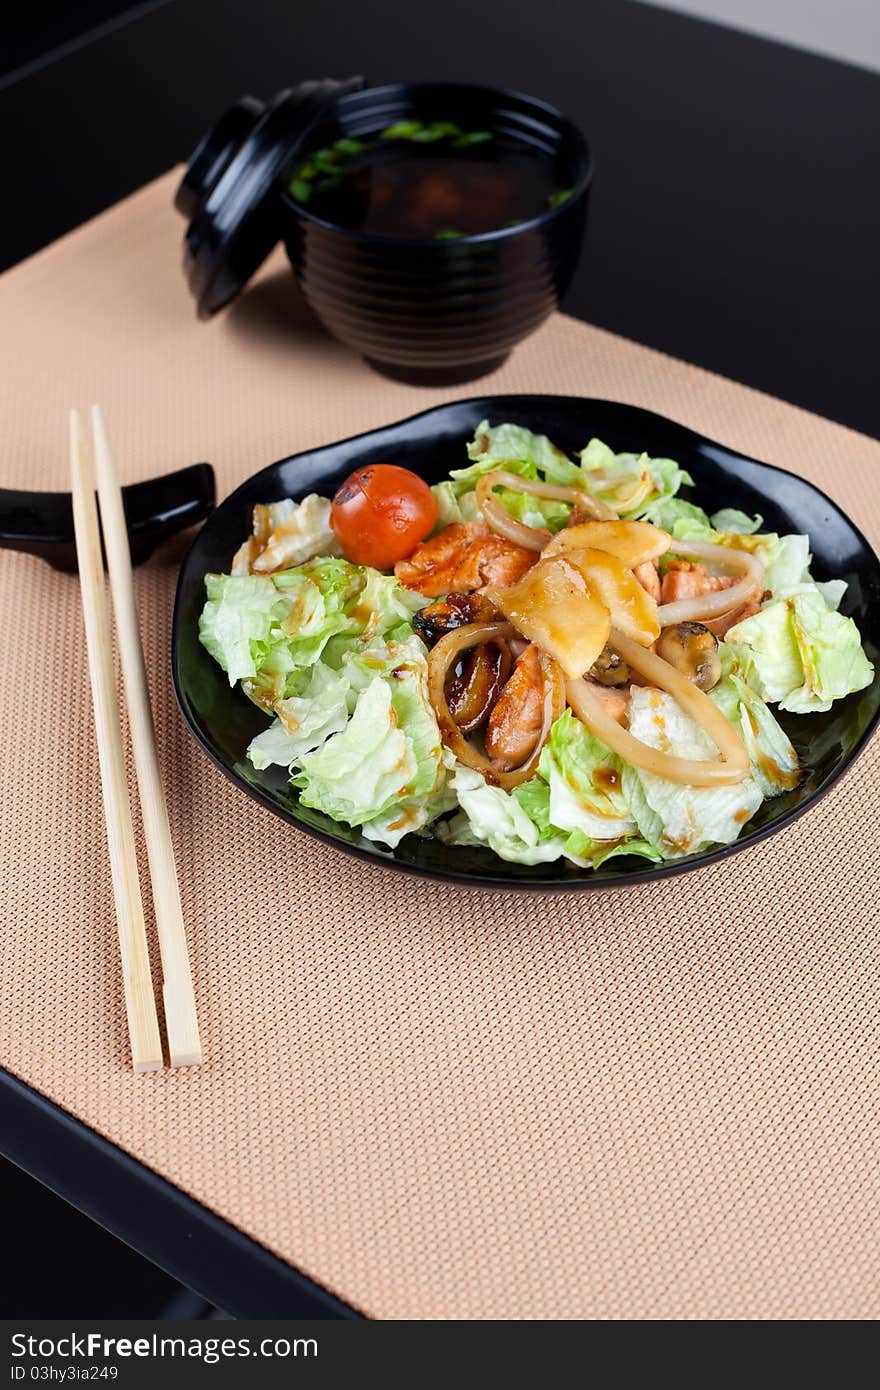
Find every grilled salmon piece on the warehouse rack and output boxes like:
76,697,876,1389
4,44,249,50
395,523,537,597
485,649,630,771
633,559,661,601
484,644,544,769
660,559,730,605
583,680,629,724
660,560,763,637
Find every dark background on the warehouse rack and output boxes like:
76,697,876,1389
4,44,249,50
4,2,164,77
2,0,878,1318
2,0,879,436
1,1158,183,1316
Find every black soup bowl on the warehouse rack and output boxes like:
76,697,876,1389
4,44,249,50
279,83,592,384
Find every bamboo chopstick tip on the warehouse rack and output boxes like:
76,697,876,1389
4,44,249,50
162,980,202,1068
169,1049,203,1069
133,1058,163,1073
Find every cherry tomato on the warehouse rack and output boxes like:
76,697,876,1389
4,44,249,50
330,464,438,569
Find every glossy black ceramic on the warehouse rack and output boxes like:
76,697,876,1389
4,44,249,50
172,396,880,891
280,85,592,383
1,463,215,572
177,81,365,318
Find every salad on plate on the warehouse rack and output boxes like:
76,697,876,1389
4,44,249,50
198,421,873,867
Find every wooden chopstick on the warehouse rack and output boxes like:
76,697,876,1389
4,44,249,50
91,405,202,1068
70,409,163,1072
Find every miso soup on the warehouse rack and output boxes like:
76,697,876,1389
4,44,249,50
288,120,572,240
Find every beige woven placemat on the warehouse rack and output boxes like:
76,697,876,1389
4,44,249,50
1,171,878,1320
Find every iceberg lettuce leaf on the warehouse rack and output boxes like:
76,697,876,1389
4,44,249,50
762,533,811,596
361,751,458,849
450,424,694,534
709,508,763,534
640,496,711,531
202,558,429,705
199,574,288,686
447,764,568,864
727,591,873,713
276,630,447,830
237,493,341,574
624,687,764,857
538,708,636,840
247,663,352,769
577,440,694,519
513,773,660,867
349,568,426,639
293,678,418,826
460,420,581,487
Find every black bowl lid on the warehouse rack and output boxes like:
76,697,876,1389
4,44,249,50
177,78,365,318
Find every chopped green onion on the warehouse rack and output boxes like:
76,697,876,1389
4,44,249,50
380,120,424,139
451,130,492,148
333,137,365,156
548,187,574,209
411,122,461,143
289,178,311,202
434,228,467,240
382,119,469,143
312,153,345,175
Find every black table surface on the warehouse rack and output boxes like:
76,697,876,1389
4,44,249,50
3,0,879,438
1,0,879,1320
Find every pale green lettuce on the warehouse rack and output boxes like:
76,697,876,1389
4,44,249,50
445,421,695,534
430,480,480,528
269,564,360,670
199,574,288,686
622,661,799,858
495,487,571,533
444,421,578,531
623,687,764,857
712,647,800,798
537,709,636,841
445,764,572,865
202,558,454,839
727,590,874,713
460,420,581,487
640,496,710,531
513,773,660,868
293,679,418,826
247,664,352,769
287,632,446,833
762,533,811,596
577,438,694,518
362,750,459,848
203,557,363,695
200,558,424,699
348,567,425,639
710,508,763,534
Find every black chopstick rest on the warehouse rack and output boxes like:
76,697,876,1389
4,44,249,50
0,462,215,571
